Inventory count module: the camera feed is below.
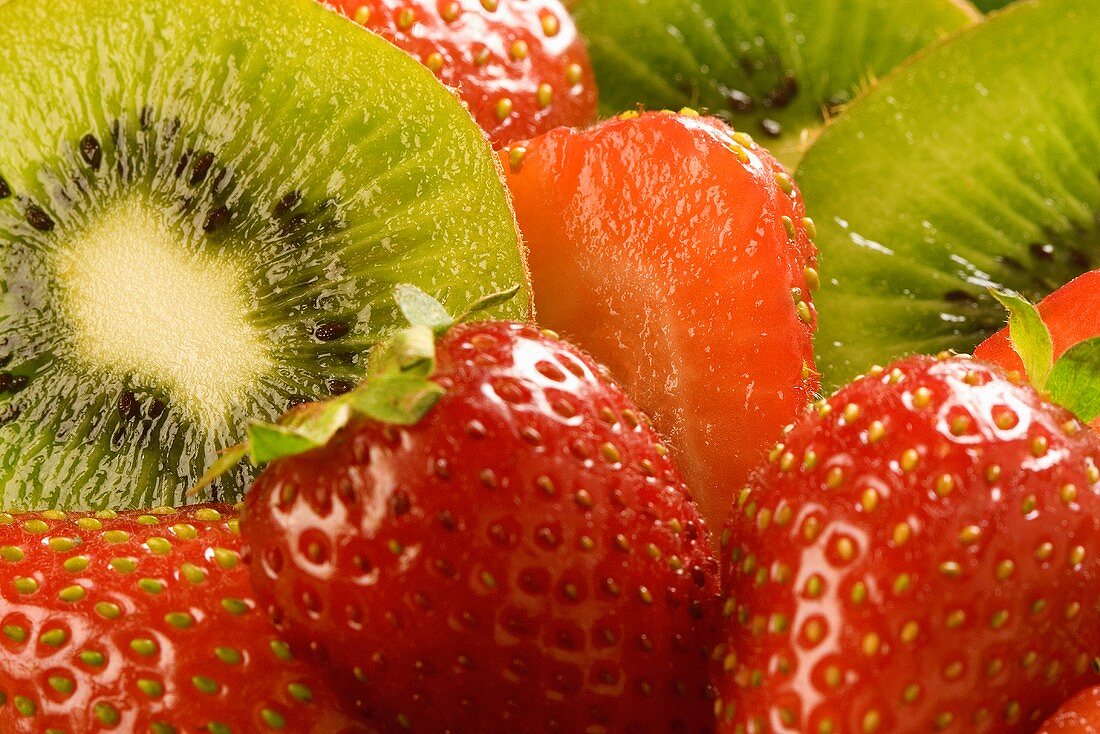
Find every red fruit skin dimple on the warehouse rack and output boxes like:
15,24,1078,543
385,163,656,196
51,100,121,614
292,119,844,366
1039,687,1100,733
0,505,369,734
500,112,820,534
714,356,1100,733
244,321,722,734
329,0,597,146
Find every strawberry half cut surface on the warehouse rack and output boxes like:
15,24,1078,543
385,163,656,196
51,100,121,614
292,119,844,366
203,286,723,733
500,111,820,534
1039,686,1100,734
714,355,1100,733
329,0,597,146
0,505,370,734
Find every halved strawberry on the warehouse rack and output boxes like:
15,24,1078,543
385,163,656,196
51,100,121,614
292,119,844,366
0,505,369,733
1039,686,1100,733
204,288,722,733
328,0,597,146
500,111,820,532
714,355,1100,732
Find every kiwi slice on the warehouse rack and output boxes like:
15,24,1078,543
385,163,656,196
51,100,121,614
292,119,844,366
796,0,1098,388
0,0,528,509
572,0,977,165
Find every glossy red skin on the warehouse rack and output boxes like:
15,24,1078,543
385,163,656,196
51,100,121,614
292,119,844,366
244,321,722,733
328,0,596,146
975,269,1100,430
500,112,820,534
1039,687,1100,733
715,356,1100,733
0,505,370,734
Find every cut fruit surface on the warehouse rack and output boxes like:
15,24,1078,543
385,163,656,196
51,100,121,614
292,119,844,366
0,0,528,509
572,0,976,166
797,0,1100,388
500,112,819,532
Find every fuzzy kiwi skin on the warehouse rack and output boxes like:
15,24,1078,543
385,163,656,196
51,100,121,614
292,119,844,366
572,0,977,166
796,0,1100,388
0,0,529,510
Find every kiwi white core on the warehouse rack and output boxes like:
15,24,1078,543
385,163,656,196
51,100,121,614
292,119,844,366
55,200,270,417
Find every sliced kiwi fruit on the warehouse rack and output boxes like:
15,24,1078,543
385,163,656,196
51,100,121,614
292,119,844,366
572,0,977,166
0,0,528,509
796,0,1099,388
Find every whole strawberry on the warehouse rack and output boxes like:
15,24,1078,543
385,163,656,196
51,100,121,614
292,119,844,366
217,288,721,733
714,355,1100,733
1039,686,1100,733
0,505,370,733
328,0,597,146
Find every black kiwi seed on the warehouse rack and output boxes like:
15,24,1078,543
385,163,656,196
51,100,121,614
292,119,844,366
327,379,355,396
202,205,231,233
146,399,166,420
189,151,215,186
117,390,142,421
79,134,102,170
24,204,54,232
726,89,754,113
0,176,10,199
944,289,980,305
174,150,191,179
1028,242,1054,261
765,74,799,109
274,190,303,217
0,374,27,394
314,320,350,342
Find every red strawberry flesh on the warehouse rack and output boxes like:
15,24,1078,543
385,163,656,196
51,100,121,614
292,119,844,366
500,111,820,533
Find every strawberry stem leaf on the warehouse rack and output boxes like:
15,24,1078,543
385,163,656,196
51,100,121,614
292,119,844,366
990,289,1053,390
190,282,512,492
192,443,249,494
345,374,446,425
1046,336,1100,423
393,284,455,335
457,283,522,322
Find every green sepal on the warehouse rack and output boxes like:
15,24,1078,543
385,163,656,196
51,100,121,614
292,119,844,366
248,399,354,464
393,284,455,335
190,282,516,492
1046,336,1100,423
193,444,249,492
990,289,1053,390
367,324,437,379
345,374,445,425
458,283,522,322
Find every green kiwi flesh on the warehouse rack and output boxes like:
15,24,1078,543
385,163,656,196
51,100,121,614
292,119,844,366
797,0,1100,388
572,0,977,166
0,0,529,509
973,0,1018,12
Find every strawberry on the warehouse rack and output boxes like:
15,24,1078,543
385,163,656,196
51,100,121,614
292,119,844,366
976,272,1100,430
0,504,370,734
499,111,820,532
205,287,722,733
1039,686,1100,733
327,0,597,146
713,355,1100,733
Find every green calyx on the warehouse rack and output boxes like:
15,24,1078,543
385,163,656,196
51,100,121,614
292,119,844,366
991,289,1100,423
194,284,519,490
